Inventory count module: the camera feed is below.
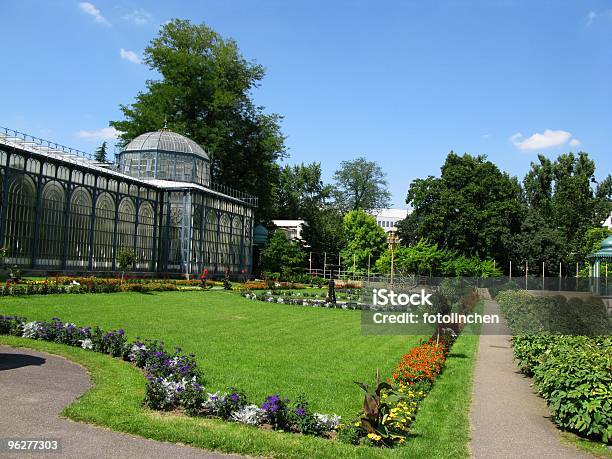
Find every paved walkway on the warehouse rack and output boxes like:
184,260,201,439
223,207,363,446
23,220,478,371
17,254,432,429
0,346,239,459
469,300,592,458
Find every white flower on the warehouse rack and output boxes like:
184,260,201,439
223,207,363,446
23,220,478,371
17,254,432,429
231,404,265,425
128,343,147,361
314,413,341,430
80,338,93,349
22,321,42,339
277,298,284,304
159,376,197,404
202,391,226,414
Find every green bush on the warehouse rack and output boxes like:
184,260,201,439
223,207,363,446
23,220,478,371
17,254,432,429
499,290,612,444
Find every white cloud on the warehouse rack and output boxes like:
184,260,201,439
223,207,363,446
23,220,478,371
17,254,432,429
586,10,612,26
123,9,152,25
587,11,597,26
77,127,119,141
510,129,579,152
120,48,141,64
78,2,110,25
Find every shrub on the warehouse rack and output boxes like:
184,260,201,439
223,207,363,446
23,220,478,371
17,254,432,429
0,315,25,335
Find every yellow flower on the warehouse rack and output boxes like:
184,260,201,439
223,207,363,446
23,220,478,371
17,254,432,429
367,433,382,442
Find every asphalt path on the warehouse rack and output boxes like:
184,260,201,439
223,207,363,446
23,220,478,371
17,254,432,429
0,345,240,459
469,300,592,458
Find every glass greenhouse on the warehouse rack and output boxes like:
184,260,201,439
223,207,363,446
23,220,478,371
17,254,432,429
0,127,255,277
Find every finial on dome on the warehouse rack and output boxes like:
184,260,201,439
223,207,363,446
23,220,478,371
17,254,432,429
161,117,168,131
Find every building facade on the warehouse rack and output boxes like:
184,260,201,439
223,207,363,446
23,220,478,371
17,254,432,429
0,127,255,277
371,208,410,232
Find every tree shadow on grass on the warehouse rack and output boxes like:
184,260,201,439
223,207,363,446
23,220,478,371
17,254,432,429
0,353,45,371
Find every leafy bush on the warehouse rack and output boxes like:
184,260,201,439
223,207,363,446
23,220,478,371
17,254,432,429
0,315,25,335
510,334,612,443
497,290,610,335
499,291,612,444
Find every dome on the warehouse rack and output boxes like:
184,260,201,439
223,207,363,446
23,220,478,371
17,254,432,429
118,129,211,186
253,224,269,247
124,130,209,160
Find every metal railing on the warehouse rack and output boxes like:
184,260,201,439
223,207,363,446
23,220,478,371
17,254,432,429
210,181,258,206
0,126,96,161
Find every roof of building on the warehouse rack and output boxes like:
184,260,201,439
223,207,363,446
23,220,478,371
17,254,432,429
271,219,307,227
588,235,612,260
370,208,410,219
123,130,209,160
0,126,256,206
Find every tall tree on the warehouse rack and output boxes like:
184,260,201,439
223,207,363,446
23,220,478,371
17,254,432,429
259,231,307,275
340,210,387,273
273,162,333,220
94,141,107,163
332,157,391,212
519,152,612,269
110,19,286,220
397,152,524,267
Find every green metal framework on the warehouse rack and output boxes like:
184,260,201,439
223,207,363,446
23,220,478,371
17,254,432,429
0,127,255,276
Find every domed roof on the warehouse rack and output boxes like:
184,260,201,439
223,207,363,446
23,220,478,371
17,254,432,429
123,130,209,160
588,235,612,260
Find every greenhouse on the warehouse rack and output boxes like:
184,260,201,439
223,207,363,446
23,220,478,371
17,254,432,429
0,127,255,276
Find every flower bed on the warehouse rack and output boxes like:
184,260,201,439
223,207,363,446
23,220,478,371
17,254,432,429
0,314,340,440
241,291,363,310
338,331,458,447
497,290,612,444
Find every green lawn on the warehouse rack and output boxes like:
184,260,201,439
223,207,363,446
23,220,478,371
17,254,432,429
0,291,418,418
0,291,482,457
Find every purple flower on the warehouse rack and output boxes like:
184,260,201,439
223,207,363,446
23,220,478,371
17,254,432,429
296,407,305,416
230,393,239,402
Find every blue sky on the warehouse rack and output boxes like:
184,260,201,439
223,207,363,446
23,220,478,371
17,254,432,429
2,1,611,207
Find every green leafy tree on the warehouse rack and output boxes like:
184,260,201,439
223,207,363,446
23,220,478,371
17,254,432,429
397,152,523,268
273,162,333,220
519,152,611,270
116,248,135,283
259,231,307,275
300,207,346,260
374,239,501,277
332,157,391,213
340,210,387,273
110,19,286,221
94,141,108,163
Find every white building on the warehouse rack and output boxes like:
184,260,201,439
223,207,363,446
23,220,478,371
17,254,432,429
604,213,612,230
371,208,410,232
272,219,307,241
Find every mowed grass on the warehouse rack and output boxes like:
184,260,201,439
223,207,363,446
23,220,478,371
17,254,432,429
0,323,480,458
0,291,419,418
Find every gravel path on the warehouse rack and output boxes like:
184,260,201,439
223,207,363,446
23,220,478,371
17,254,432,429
0,345,239,459
469,300,592,458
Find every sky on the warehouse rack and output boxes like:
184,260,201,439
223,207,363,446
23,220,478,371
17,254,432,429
2,0,611,207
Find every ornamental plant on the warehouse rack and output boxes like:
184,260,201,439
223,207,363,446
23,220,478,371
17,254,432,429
261,394,291,430
354,377,407,447
391,341,447,390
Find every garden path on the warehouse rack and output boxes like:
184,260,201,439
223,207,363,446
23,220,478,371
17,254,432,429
0,345,239,459
469,300,592,458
